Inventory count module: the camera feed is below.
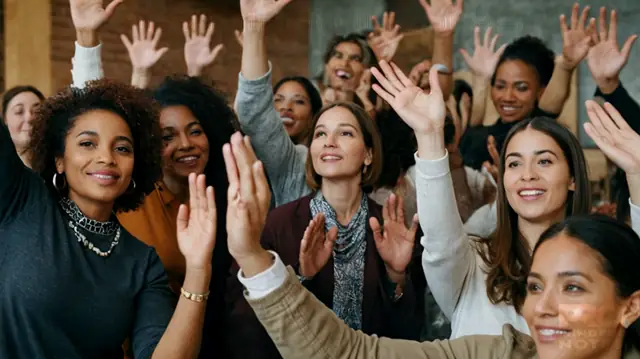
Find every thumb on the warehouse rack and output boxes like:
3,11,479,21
621,34,638,60
209,44,224,62
326,226,338,243
104,0,124,17
157,47,169,58
459,48,472,65
177,204,189,232
120,34,132,50
427,66,443,96
369,217,384,243
409,214,419,238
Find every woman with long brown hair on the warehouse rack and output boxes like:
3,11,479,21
369,57,640,341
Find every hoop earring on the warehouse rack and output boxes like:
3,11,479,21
126,179,137,194
52,172,67,191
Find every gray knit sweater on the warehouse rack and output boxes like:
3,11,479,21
235,67,312,207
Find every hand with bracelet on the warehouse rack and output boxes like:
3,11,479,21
176,173,218,302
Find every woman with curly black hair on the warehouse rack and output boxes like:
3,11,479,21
0,77,218,359
69,6,240,357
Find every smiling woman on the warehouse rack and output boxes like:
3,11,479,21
2,85,46,168
235,214,640,359
1,78,218,359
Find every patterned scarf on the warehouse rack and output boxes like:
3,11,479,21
310,191,368,330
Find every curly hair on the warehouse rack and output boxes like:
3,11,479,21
153,75,240,191
29,79,163,213
491,36,555,88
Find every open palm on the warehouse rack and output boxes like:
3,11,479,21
459,27,506,79
560,4,595,69
299,214,338,278
184,15,224,76
177,173,217,271
371,60,446,134
223,134,272,262
121,21,168,71
419,0,463,36
240,0,294,23
70,0,123,31
586,8,637,83
584,101,640,175
369,194,419,274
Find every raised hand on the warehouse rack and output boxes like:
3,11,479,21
240,0,294,23
183,14,224,77
70,0,123,31
234,29,244,48
371,60,446,135
408,59,432,88
176,173,217,271
459,27,506,79
587,8,638,94
559,3,596,70
298,214,338,278
584,100,640,175
482,135,500,182
369,194,419,281
121,21,168,72
368,12,404,62
419,0,464,36
223,133,273,276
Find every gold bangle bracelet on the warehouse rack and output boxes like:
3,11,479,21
180,287,210,303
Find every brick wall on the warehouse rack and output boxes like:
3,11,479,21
50,0,310,96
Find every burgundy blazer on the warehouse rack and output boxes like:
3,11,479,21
223,193,425,359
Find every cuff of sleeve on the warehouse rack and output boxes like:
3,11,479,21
598,82,627,102
72,42,103,66
238,62,273,93
414,150,450,179
237,250,288,300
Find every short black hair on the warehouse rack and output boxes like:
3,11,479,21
29,79,163,213
491,36,555,87
273,76,323,117
375,109,417,189
3,85,46,118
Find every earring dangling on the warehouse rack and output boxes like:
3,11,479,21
622,318,630,328
52,172,67,191
362,165,369,175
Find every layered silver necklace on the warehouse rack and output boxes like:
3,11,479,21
59,197,121,257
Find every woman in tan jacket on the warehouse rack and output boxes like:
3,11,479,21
218,105,640,359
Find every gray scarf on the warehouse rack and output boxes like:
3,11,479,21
310,191,368,330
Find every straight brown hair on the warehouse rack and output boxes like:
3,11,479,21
304,102,382,192
478,117,591,311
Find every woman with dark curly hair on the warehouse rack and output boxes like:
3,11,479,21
0,77,218,359
69,6,240,357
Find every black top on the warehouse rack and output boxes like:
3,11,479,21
460,107,560,170
595,83,640,220
0,123,176,359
